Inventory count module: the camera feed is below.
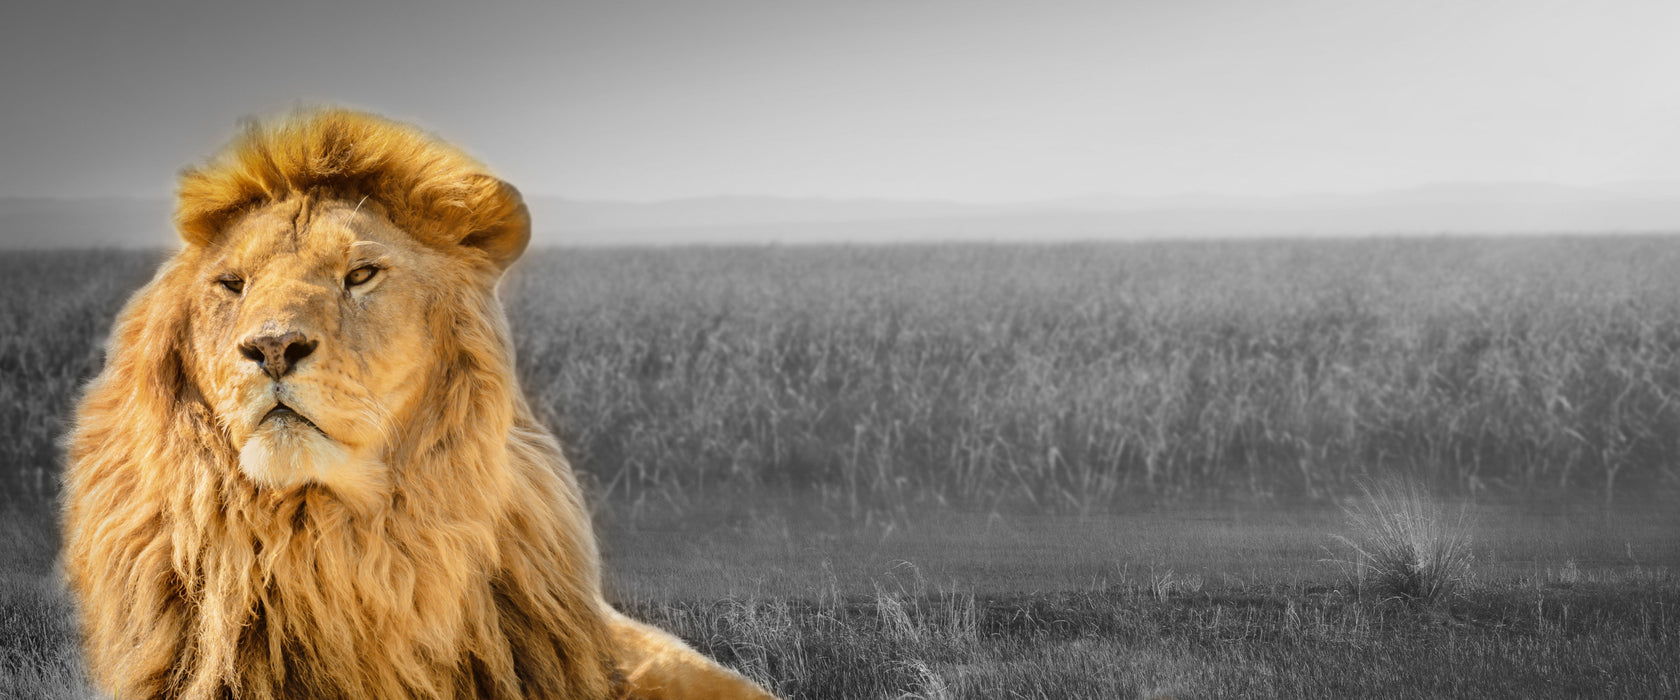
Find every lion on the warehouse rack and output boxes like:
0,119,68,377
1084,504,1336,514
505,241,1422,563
60,108,779,700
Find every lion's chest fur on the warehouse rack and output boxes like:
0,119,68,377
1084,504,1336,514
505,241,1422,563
165,486,503,696
65,423,617,699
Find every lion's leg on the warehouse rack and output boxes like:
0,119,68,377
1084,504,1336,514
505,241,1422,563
607,608,779,700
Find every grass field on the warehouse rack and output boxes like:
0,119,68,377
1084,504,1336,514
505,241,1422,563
2,239,1678,698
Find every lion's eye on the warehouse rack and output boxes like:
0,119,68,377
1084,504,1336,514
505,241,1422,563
345,265,380,287
218,275,244,294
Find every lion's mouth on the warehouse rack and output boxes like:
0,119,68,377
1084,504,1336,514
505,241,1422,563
262,402,323,433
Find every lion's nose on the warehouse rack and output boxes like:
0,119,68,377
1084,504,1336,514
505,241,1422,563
239,331,318,380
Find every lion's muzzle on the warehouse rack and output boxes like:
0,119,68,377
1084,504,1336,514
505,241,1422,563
240,330,318,380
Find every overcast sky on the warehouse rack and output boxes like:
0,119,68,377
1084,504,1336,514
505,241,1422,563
3,0,1678,203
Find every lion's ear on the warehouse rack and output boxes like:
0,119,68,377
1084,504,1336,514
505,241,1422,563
461,177,531,272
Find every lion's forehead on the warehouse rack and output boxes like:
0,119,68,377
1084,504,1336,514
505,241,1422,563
216,199,415,279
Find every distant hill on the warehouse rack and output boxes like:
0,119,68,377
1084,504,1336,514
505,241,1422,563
0,197,175,248
5,183,1680,249
525,183,1680,245
524,196,1001,232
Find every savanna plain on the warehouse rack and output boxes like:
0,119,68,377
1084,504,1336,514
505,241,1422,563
2,238,1677,699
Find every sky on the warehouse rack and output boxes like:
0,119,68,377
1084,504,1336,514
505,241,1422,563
3,0,1679,203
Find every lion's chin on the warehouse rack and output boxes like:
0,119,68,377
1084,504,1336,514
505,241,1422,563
238,421,386,504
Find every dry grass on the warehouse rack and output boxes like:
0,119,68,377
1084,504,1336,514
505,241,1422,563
7,240,1680,516
0,572,92,700
504,237,1680,513
0,249,157,509
13,560,1672,699
620,565,1679,699
2,240,1679,697
1334,479,1476,605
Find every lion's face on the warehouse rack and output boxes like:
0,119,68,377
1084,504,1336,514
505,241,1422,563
186,196,447,495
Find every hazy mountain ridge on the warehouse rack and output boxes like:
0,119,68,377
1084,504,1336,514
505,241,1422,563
4,182,1679,248
0,197,176,248
533,182,1680,244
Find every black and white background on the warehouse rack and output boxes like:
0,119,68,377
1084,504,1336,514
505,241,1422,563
3,2,1677,698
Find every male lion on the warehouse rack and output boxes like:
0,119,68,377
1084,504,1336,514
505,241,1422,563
61,109,778,700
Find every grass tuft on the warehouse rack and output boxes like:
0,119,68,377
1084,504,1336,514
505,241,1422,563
1335,478,1475,606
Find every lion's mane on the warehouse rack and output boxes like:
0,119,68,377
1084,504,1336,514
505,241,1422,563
62,111,618,699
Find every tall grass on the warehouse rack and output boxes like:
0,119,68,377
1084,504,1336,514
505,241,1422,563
0,572,90,699
505,237,1680,512
5,238,1680,518
0,250,158,511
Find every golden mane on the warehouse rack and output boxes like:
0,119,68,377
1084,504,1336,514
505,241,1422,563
63,108,777,700
175,108,528,267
